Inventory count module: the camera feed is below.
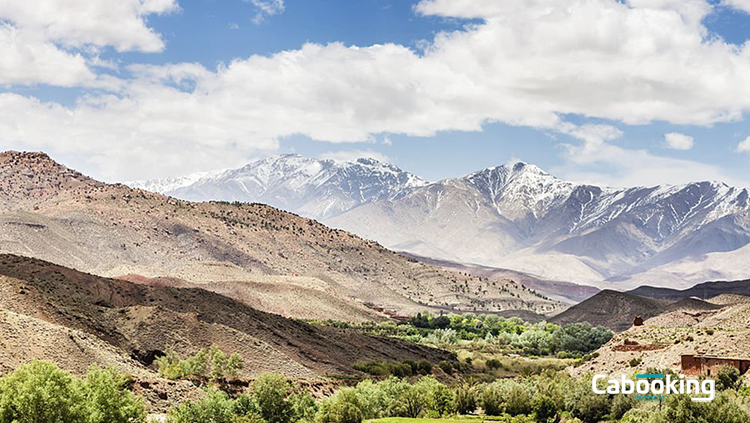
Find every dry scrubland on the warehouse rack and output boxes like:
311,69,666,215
0,151,560,321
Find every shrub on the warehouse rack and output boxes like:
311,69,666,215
0,361,146,423
253,373,294,423
629,357,642,367
81,366,146,423
610,394,637,420
486,359,502,371
716,366,741,391
156,346,244,384
454,384,478,415
438,361,454,374
316,388,362,423
572,389,610,423
532,395,558,423
167,389,235,423
0,360,86,423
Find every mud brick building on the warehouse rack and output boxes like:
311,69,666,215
681,354,750,377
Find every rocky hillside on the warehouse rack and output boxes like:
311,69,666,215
0,254,453,376
570,294,750,378
0,254,455,410
0,151,559,318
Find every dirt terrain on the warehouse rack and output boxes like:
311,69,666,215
570,293,750,378
0,254,453,376
0,151,560,320
549,290,670,332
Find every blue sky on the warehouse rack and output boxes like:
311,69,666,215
2,0,750,187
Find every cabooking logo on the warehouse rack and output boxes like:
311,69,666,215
592,373,715,402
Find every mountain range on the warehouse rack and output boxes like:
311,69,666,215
133,154,750,290
0,151,557,320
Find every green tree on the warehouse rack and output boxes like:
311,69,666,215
252,373,294,423
167,389,236,423
0,360,86,423
716,366,741,391
81,366,146,423
210,346,228,382
226,353,244,381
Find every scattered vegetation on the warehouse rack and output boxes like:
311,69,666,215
155,345,244,385
3,360,750,423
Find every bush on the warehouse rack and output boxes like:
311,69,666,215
253,373,294,423
82,367,146,423
572,389,610,423
611,394,637,420
481,380,532,416
316,388,362,423
157,345,244,384
716,366,741,391
454,384,478,415
532,395,558,423
438,361,454,374
0,361,145,423
0,360,86,423
486,359,502,370
168,389,235,423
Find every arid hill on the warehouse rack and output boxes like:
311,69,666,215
628,279,750,301
402,252,600,305
0,254,453,380
549,290,669,332
0,151,560,320
570,293,750,379
551,289,731,332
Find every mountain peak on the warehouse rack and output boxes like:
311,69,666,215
0,150,99,207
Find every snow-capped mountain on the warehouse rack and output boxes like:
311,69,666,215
131,157,750,289
130,154,427,220
327,162,750,289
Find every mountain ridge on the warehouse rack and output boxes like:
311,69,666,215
129,154,750,290
0,150,559,318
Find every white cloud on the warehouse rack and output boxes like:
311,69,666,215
554,128,748,188
248,0,285,24
738,136,750,152
0,23,95,86
6,0,750,181
0,0,178,86
724,0,750,14
664,132,695,150
319,149,392,163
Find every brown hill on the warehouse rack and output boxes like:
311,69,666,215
549,290,669,332
627,279,750,301
0,151,560,319
0,253,453,380
402,252,600,304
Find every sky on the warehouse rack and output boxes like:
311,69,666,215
3,0,750,188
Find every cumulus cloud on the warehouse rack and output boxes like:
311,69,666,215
5,0,750,181
0,0,178,85
724,0,750,14
664,133,695,150
556,132,747,188
738,136,750,152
